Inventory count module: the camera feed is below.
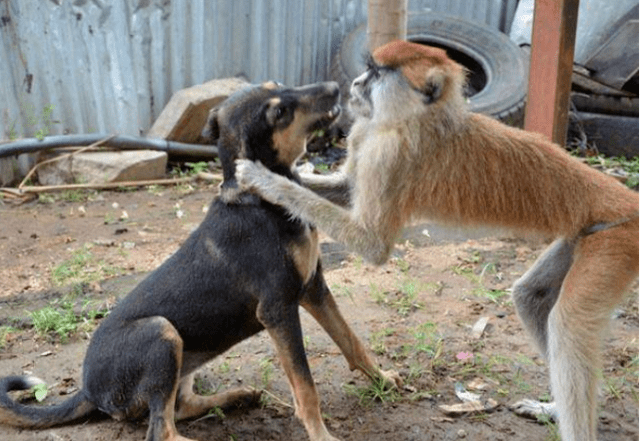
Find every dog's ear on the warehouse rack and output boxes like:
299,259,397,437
202,107,221,142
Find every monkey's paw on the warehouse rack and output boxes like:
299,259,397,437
235,159,272,190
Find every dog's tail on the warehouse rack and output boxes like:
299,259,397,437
0,375,96,428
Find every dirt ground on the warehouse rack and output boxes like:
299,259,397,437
0,176,637,441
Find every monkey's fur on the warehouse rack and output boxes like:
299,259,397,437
237,41,639,441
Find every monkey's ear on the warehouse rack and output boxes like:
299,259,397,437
422,80,443,104
202,107,221,142
419,69,447,104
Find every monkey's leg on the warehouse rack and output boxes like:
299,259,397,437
539,228,636,441
509,239,573,422
511,238,575,356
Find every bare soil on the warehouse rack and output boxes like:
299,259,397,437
0,179,637,441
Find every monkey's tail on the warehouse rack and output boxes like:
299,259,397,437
0,375,97,428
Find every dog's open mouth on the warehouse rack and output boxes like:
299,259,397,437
308,104,341,135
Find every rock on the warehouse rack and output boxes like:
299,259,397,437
37,150,168,185
147,77,250,144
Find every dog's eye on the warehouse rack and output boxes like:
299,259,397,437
275,106,284,119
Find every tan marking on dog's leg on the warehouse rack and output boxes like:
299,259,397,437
288,227,320,284
265,328,340,441
301,292,402,389
175,372,261,421
145,318,196,441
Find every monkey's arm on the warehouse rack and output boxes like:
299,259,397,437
236,159,394,264
299,172,351,207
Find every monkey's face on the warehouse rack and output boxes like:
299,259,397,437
349,41,465,123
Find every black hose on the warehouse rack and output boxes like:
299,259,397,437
0,134,219,159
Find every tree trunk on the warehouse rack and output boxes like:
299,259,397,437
367,0,408,52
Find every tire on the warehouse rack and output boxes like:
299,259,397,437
331,13,529,126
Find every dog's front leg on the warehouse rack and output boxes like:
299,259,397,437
300,276,402,390
258,302,340,441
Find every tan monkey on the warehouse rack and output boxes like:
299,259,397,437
236,40,639,441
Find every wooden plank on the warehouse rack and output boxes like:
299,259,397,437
524,0,580,145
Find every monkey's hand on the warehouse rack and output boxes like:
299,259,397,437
235,159,272,190
235,159,296,208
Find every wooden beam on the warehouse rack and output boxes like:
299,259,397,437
367,0,408,52
524,0,580,145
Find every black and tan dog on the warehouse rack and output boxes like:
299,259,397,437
0,81,401,441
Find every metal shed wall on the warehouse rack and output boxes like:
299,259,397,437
0,0,515,143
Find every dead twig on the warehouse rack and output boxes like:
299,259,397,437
2,172,222,196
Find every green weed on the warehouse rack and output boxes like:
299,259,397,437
30,305,77,342
343,374,401,407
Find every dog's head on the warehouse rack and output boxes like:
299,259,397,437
203,81,340,201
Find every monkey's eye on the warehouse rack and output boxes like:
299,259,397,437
364,53,381,79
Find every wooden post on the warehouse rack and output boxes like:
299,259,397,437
367,0,408,52
524,0,580,145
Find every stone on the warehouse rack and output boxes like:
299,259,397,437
147,77,249,144
37,150,168,185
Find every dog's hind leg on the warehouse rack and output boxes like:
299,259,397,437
131,317,194,441
259,301,339,441
174,372,261,421
301,272,402,389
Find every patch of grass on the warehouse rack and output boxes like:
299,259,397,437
259,357,275,389
411,322,444,359
331,283,354,302
343,374,402,407
537,413,561,441
370,328,394,355
370,278,427,317
51,245,122,286
30,305,77,342
471,286,510,305
0,326,17,349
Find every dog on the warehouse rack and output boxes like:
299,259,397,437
0,81,401,441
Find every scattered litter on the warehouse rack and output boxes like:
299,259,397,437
38,351,53,357
119,210,129,220
471,316,490,339
438,382,499,416
439,398,499,416
467,378,489,391
455,382,481,402
456,351,473,363
93,239,116,247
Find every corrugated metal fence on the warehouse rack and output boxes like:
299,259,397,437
0,0,516,142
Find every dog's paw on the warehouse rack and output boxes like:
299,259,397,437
379,369,403,389
235,159,269,190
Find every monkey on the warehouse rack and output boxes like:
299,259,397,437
235,40,639,441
